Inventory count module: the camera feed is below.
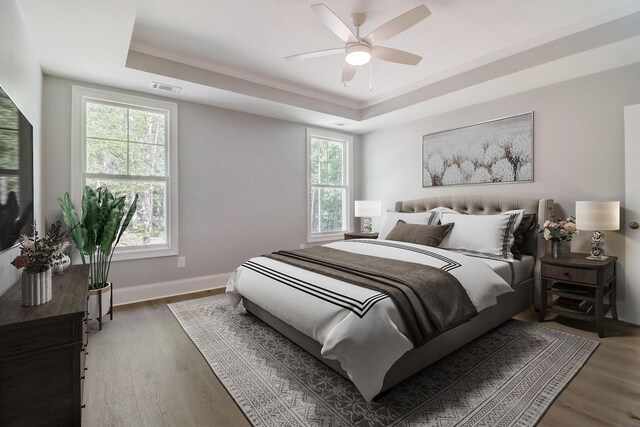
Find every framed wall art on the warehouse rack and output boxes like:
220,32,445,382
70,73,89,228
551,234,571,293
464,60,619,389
422,112,533,187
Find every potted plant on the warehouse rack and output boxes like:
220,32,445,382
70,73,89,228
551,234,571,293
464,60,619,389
11,221,69,306
58,186,138,327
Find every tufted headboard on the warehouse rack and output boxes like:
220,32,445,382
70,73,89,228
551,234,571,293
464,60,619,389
395,195,553,308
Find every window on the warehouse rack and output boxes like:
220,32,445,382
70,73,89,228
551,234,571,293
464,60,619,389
71,86,178,260
307,129,352,242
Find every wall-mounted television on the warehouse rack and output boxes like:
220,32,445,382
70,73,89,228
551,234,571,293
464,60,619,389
0,85,34,253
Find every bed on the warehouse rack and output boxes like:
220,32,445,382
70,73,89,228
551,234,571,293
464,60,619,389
226,195,553,401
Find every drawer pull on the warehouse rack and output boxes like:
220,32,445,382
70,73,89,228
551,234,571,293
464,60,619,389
81,375,85,380
564,272,570,276
84,367,88,371
82,404,86,409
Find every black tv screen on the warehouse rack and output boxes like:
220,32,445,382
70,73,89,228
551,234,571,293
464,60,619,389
0,85,34,252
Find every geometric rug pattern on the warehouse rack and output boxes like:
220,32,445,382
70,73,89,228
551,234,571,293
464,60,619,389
169,295,598,427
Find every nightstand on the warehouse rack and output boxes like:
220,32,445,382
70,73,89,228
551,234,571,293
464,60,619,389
344,231,379,240
539,253,617,337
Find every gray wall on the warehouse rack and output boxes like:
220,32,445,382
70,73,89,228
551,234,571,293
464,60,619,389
42,76,358,290
360,62,640,323
0,0,43,296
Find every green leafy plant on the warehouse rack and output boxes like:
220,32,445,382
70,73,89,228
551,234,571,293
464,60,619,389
58,186,138,290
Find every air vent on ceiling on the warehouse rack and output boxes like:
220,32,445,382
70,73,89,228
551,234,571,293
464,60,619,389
151,81,181,94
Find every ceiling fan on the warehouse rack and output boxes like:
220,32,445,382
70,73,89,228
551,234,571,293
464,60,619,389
286,3,431,85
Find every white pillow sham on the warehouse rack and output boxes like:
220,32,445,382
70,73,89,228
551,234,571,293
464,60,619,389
439,209,524,261
427,206,460,224
378,211,437,240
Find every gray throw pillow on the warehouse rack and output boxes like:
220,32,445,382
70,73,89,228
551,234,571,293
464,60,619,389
386,220,454,247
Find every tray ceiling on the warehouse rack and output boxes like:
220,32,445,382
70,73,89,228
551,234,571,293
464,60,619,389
16,0,640,133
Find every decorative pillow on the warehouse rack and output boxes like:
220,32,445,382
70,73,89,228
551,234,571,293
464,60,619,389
511,213,537,260
378,211,437,239
439,210,524,261
386,220,455,247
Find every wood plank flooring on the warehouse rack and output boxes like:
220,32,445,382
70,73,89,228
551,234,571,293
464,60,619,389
83,292,640,426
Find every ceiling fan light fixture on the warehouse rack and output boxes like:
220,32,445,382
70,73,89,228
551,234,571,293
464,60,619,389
345,44,371,66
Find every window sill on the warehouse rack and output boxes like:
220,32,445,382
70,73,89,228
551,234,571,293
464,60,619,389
111,246,178,262
307,233,345,244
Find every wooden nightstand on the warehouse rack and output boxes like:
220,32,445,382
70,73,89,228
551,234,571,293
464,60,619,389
540,253,617,337
344,231,379,240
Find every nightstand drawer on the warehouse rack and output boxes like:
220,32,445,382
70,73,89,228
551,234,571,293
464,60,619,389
542,264,598,284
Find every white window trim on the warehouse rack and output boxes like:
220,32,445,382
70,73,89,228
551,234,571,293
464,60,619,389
306,128,353,243
71,86,179,261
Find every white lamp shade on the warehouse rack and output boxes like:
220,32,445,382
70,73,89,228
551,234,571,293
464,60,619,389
354,200,381,218
576,201,620,231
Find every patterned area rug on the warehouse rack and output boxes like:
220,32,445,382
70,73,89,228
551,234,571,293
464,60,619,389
169,295,598,427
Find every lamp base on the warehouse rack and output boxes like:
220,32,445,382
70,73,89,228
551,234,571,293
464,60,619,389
585,254,609,261
362,217,373,233
586,231,607,261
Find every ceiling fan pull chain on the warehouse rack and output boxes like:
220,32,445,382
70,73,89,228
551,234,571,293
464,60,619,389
369,61,373,92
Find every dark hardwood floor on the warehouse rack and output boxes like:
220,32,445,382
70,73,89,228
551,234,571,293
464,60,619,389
82,291,640,426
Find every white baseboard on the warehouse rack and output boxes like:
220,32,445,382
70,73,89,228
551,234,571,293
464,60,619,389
113,272,232,306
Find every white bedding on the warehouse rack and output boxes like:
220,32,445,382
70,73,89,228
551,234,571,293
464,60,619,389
477,255,535,286
226,239,514,401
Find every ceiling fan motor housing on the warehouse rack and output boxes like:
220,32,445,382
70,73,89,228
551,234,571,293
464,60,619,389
345,42,372,66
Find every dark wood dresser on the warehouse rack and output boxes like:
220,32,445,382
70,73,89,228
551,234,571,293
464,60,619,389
0,265,89,426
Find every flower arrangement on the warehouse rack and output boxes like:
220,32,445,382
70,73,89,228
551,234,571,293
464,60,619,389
11,221,70,274
539,216,579,242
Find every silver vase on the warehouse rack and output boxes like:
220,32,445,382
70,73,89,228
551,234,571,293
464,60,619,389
21,269,53,306
551,240,570,259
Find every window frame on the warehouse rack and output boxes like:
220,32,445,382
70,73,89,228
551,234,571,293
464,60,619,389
306,128,353,243
71,86,179,261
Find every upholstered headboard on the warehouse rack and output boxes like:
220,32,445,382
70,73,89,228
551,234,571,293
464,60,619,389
395,195,553,308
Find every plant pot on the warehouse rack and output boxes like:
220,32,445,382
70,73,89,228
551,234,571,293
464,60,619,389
88,282,112,324
551,240,570,259
22,269,53,306
52,254,71,275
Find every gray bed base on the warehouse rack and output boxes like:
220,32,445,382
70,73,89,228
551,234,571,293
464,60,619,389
244,279,531,397
244,195,553,398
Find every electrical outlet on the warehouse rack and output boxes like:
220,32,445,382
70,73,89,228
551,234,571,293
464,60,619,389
178,256,186,268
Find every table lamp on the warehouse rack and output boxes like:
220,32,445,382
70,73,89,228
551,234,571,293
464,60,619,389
354,200,381,233
575,201,620,260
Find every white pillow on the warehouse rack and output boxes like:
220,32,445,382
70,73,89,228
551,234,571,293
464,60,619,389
439,210,524,261
378,211,437,240
428,206,461,224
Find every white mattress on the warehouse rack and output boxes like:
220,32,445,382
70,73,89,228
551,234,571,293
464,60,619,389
477,255,535,286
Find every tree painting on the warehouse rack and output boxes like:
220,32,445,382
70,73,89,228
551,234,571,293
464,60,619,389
422,113,533,187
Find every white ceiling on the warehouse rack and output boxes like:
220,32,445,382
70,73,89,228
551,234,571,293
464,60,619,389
16,0,640,133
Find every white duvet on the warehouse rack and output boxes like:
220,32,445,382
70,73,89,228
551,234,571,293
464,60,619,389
226,239,513,401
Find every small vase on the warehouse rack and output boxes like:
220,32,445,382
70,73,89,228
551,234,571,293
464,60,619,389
21,269,53,306
551,240,570,259
52,254,71,275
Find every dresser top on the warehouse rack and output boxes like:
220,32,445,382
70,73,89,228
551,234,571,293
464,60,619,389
0,264,89,328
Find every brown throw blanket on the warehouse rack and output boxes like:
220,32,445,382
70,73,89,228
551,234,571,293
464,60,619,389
265,246,478,348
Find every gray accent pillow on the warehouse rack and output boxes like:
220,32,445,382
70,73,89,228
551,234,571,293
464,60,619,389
386,220,454,247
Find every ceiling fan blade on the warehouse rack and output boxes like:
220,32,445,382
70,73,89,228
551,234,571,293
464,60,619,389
364,5,430,44
342,64,357,83
372,46,422,65
311,3,357,43
285,47,345,61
